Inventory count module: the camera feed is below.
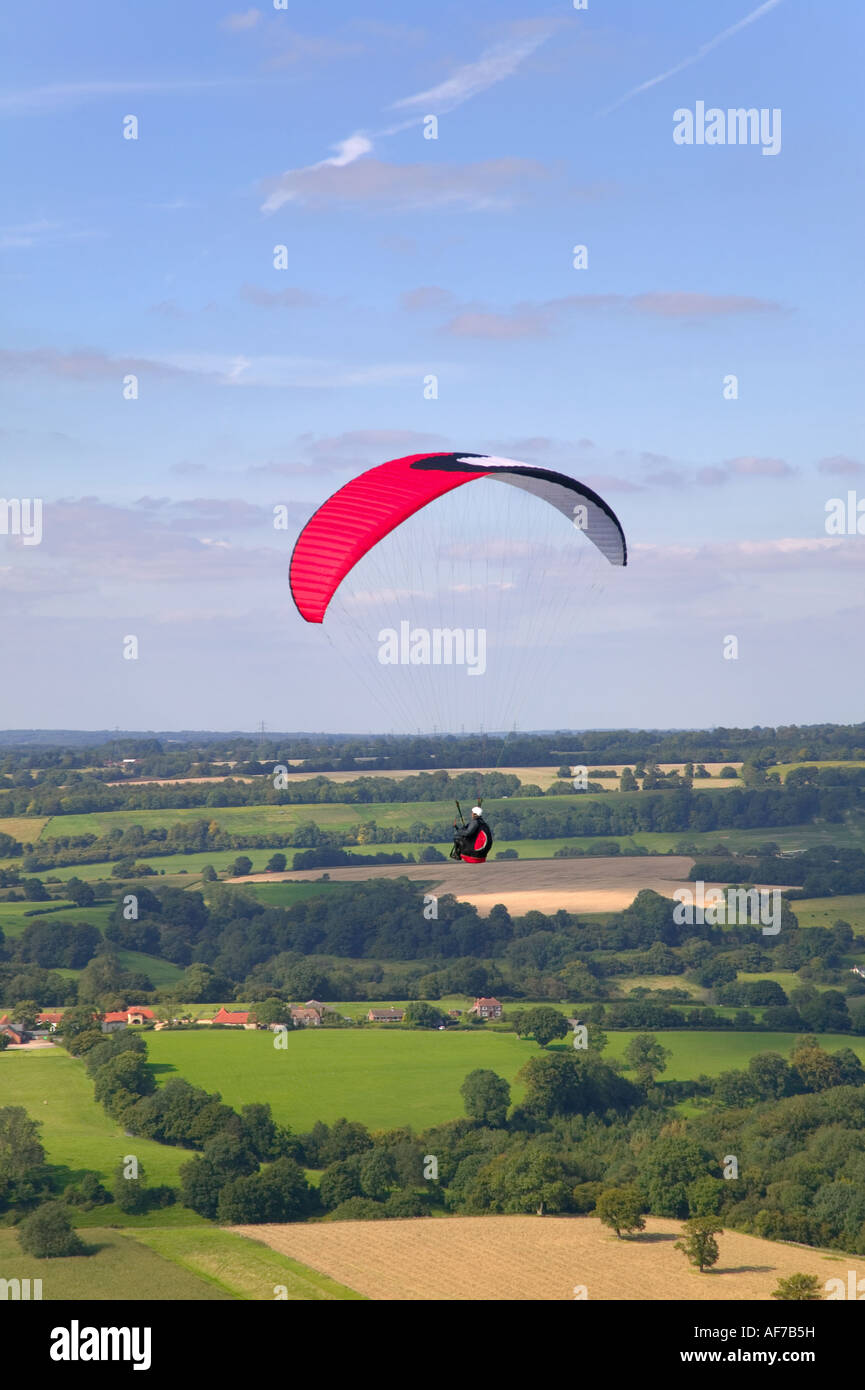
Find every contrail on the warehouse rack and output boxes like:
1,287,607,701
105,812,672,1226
599,0,785,117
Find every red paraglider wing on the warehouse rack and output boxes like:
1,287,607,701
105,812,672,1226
289,451,627,623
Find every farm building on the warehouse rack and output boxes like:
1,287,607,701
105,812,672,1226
209,1007,254,1028
100,1006,155,1033
290,1007,321,1027
470,997,503,1020
0,1018,28,1045
101,1012,129,1034
367,1008,405,1022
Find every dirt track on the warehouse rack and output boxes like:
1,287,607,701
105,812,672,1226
235,1214,858,1301
233,855,696,915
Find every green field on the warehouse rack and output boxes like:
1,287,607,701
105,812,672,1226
128,1226,363,1300
146,1027,537,1131
0,899,115,939
791,894,865,932
0,1050,192,1187
142,1026,865,1133
0,1226,231,1300
38,794,621,840
603,1030,865,1077
0,816,49,845
768,761,865,781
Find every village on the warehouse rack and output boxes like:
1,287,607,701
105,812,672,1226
0,997,506,1048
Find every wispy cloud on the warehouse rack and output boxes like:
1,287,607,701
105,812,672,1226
439,289,785,338
0,77,252,115
220,8,262,32
261,155,547,215
388,27,552,117
0,345,443,391
259,29,554,214
817,455,865,477
599,0,785,117
266,31,366,69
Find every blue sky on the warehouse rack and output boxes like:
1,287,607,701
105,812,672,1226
2,0,863,732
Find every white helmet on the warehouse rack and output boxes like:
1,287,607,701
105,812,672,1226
471,806,483,816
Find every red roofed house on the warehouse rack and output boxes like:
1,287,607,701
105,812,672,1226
125,1006,155,1025
367,1008,405,1023
0,1017,29,1045
290,1007,321,1027
101,1011,129,1033
470,997,502,1020
101,1006,155,1033
36,1012,63,1033
211,1007,252,1029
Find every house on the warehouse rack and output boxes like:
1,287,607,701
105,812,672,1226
101,1011,129,1033
36,1012,63,1032
100,1006,154,1032
0,1021,28,1045
367,1008,405,1023
290,1007,321,1027
210,1007,252,1028
125,1006,155,1025
470,997,503,1020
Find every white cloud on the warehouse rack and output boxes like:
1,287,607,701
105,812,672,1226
600,0,785,117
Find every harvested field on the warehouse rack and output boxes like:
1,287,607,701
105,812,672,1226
234,855,696,915
235,1214,860,1302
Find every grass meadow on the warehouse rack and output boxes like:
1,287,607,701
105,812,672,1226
142,1026,865,1133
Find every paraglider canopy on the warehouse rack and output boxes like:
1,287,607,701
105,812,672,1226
289,452,627,624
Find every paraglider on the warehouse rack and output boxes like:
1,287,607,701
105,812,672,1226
289,449,628,739
289,451,627,623
450,802,494,864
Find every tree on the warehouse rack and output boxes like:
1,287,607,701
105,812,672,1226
458,1147,572,1216
748,1051,791,1100
517,1006,570,1048
17,1201,85,1258
249,998,290,1029
620,767,638,792
638,1136,713,1219
201,864,217,882
624,1033,671,1087
57,1004,100,1046
596,1186,645,1238
359,1149,397,1201
319,1156,364,1209
65,877,95,907
64,1172,111,1209
23,878,49,901
790,1037,843,1093
674,1217,722,1271
230,856,253,877
10,999,40,1029
419,845,446,862
216,1157,312,1224
403,1001,445,1029
772,1273,825,1301
112,1160,151,1214
265,853,287,872
460,1069,511,1128
0,1107,50,1210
